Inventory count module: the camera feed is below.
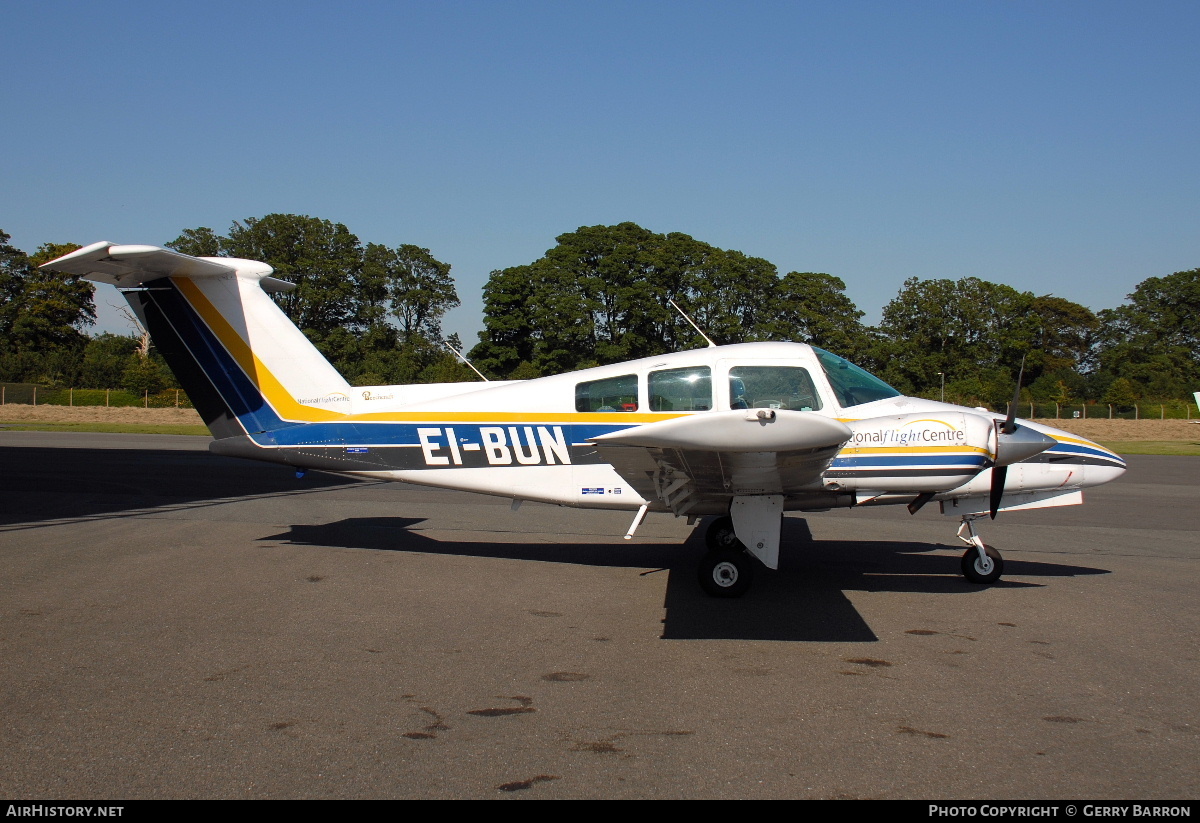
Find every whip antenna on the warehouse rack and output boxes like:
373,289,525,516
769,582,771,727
669,299,716,348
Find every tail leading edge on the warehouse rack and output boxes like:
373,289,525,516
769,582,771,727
40,243,354,440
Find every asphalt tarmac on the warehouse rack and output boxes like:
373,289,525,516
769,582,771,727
1,431,1196,799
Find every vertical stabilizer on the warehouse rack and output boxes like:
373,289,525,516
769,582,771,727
40,243,353,438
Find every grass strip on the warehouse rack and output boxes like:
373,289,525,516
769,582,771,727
1096,440,1200,456
0,422,211,436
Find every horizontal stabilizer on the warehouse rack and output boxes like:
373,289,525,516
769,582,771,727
39,241,295,292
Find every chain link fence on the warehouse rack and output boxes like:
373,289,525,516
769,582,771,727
997,401,1195,420
0,383,193,409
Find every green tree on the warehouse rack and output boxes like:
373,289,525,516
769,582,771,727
222,215,364,341
1027,295,1099,382
1095,268,1200,399
1102,376,1140,408
0,230,28,342
470,223,861,378
472,265,540,377
80,333,140,388
10,242,94,346
121,352,171,395
760,271,870,359
361,242,459,342
872,277,1033,398
170,215,364,343
166,227,222,257
166,217,461,385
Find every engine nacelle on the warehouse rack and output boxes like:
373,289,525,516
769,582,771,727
826,411,994,492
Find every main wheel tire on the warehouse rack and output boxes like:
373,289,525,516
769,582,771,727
705,516,743,552
698,549,755,598
961,544,1004,584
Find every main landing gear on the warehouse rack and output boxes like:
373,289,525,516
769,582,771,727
696,513,1008,597
956,515,1005,584
697,516,755,598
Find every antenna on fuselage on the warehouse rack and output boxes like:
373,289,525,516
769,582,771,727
668,299,716,348
443,341,490,382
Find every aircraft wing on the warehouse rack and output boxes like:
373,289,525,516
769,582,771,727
588,409,852,515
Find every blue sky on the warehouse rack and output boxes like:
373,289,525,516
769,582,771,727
5,1,1198,345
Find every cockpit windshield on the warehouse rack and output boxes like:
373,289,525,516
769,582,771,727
812,347,901,408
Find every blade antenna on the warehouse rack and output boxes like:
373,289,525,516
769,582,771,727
443,341,489,382
669,299,716,348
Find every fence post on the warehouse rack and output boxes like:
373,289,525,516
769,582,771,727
2,386,4,405
106,389,110,407
175,389,179,408
1055,403,1060,419
33,386,36,406
1161,405,1165,420
69,388,73,407
144,389,148,409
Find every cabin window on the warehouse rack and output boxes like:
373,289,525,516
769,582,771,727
649,366,711,411
728,366,822,411
812,347,901,407
576,374,639,412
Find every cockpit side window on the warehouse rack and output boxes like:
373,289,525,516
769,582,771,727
649,366,711,411
576,374,638,412
728,366,822,411
813,347,901,408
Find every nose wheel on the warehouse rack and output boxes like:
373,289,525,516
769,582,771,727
957,516,1005,584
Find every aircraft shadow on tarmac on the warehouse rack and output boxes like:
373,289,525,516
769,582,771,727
259,517,1111,643
0,446,361,526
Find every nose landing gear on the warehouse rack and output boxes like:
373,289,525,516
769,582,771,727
957,515,1004,584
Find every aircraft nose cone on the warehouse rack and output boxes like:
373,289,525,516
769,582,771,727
1088,457,1127,485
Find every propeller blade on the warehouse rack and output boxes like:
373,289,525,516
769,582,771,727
989,465,1007,519
1003,354,1027,435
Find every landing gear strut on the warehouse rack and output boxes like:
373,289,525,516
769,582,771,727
705,516,740,552
698,516,755,598
956,515,1004,584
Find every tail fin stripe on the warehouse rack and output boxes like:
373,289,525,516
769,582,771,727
142,283,291,435
172,277,351,424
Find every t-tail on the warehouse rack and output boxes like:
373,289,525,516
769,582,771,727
40,242,355,440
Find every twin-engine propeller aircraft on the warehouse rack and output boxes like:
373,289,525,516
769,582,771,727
43,243,1127,597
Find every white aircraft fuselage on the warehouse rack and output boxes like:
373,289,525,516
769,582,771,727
41,243,1126,597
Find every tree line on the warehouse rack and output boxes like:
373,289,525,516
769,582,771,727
2,218,1196,408
0,216,474,394
469,222,1198,407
